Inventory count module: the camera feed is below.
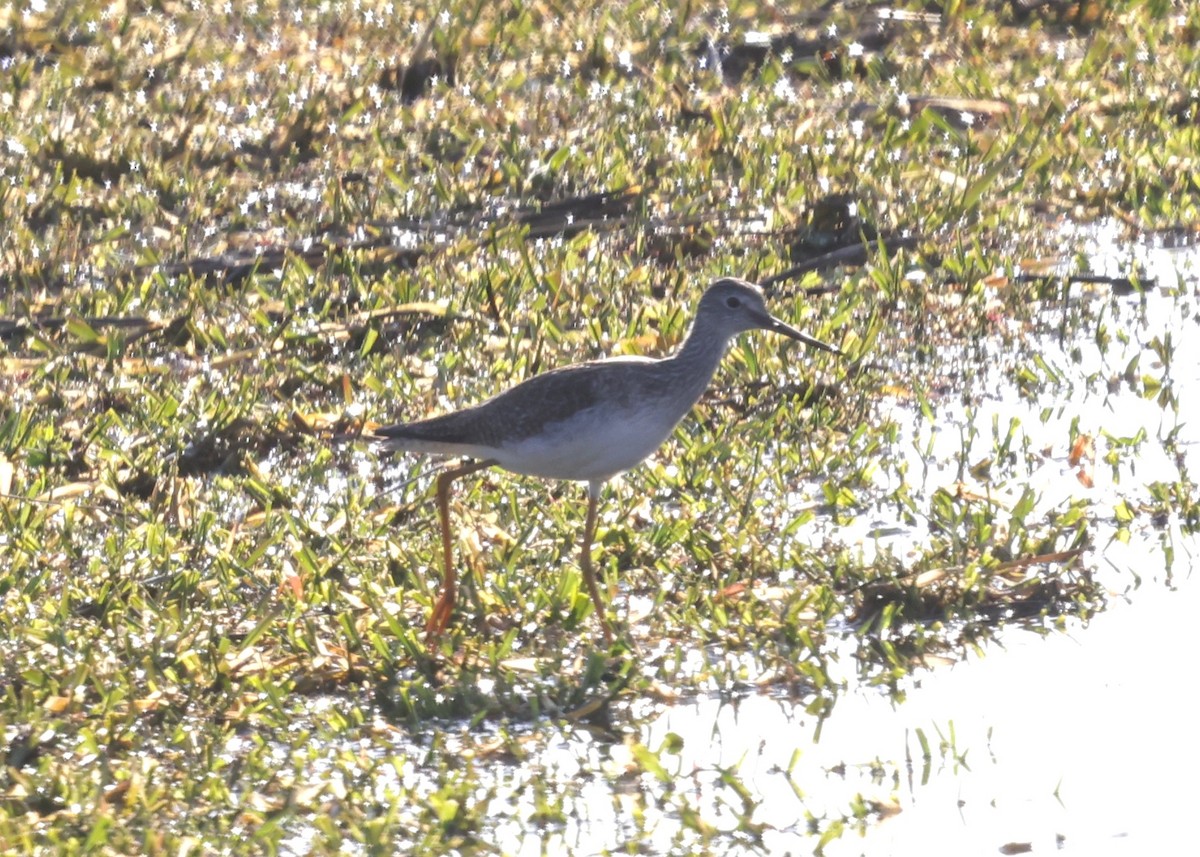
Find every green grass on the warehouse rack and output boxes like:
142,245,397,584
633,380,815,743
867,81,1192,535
2,0,1198,852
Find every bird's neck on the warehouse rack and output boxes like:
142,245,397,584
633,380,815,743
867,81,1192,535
662,315,734,403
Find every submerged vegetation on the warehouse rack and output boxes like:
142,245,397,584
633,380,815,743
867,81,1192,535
1,0,1197,852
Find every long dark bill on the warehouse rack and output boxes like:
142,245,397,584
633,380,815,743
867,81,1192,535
763,314,841,355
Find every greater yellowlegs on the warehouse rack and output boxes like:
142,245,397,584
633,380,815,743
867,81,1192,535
373,277,839,645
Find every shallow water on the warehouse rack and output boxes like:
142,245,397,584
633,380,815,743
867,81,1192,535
629,563,1199,856
850,575,1200,856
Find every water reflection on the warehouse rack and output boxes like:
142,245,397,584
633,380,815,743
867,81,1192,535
490,537,1191,855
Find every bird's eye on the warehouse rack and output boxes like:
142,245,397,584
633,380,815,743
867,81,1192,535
725,296,741,308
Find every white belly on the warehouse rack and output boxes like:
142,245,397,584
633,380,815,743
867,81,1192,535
493,403,683,483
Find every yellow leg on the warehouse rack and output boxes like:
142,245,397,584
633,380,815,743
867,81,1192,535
426,459,494,646
579,484,615,645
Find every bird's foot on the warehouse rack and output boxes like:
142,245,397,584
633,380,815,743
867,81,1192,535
424,595,456,650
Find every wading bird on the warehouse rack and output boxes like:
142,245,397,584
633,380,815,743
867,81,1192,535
373,277,839,645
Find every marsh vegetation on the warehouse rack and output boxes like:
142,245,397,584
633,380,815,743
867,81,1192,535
1,0,1197,852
